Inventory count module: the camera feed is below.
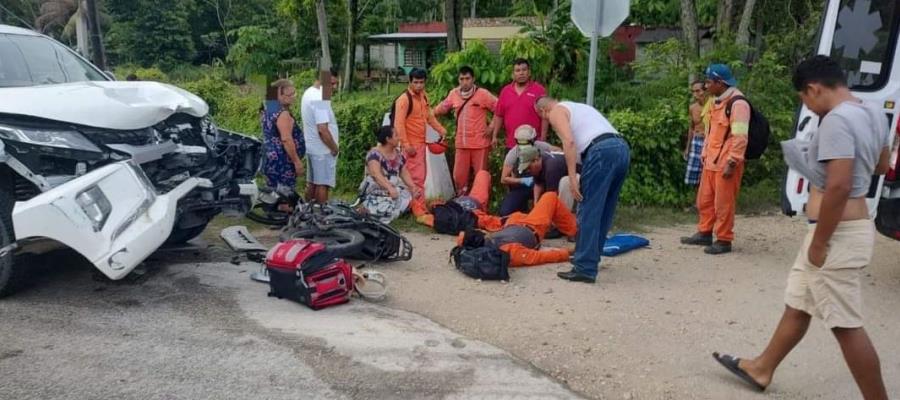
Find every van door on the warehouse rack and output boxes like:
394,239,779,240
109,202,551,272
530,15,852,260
783,0,900,218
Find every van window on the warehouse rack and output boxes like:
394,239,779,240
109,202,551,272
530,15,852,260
830,0,900,91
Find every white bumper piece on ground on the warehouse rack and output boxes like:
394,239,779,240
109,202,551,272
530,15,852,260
12,161,205,280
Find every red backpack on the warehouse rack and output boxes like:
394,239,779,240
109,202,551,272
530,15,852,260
266,239,353,310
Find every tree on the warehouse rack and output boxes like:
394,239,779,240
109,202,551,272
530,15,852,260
716,0,735,35
445,0,463,52
1,0,40,28
315,0,332,70
131,0,196,68
736,0,758,46
84,0,106,69
342,0,358,91
680,0,699,59
35,0,89,55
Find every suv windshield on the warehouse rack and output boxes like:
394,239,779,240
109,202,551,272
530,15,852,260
829,0,900,91
0,33,107,88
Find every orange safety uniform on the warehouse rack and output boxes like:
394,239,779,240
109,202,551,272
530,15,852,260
425,171,576,267
394,88,447,216
434,87,497,192
485,192,577,267
696,88,750,242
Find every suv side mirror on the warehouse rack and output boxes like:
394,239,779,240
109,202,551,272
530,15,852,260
104,70,117,81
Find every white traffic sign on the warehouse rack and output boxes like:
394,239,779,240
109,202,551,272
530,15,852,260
571,0,631,37
571,0,630,106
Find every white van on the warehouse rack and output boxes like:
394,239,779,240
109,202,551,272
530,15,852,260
783,0,900,240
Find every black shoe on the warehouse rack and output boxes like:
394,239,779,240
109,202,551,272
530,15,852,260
557,269,595,283
680,232,713,246
704,241,732,255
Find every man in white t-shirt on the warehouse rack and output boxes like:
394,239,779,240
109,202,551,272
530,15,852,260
300,69,340,203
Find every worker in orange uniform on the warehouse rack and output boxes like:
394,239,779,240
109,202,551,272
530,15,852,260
456,191,576,267
393,68,447,216
433,65,497,194
681,64,750,255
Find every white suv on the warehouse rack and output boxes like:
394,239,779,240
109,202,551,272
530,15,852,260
0,25,260,296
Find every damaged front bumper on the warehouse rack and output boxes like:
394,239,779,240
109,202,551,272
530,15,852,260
11,160,207,279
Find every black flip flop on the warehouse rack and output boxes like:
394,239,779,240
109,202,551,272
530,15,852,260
712,352,767,391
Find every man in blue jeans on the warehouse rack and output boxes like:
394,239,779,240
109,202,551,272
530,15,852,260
535,96,630,283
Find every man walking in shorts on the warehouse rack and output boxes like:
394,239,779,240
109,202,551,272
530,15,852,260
712,55,892,399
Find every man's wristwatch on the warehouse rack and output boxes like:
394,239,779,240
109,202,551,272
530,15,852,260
727,159,737,167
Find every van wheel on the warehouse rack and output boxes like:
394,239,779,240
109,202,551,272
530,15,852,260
875,198,900,240
0,172,25,297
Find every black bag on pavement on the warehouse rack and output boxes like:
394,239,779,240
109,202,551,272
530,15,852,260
451,235,510,281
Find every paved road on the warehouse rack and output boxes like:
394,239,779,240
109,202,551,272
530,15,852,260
0,250,581,400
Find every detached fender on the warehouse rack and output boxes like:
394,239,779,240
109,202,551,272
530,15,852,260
12,161,206,280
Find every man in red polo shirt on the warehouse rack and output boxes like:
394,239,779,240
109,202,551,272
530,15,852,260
492,58,549,149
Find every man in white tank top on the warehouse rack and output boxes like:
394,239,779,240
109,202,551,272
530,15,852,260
535,97,630,283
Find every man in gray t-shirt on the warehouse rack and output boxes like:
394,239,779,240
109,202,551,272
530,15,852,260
807,101,890,196
713,55,892,398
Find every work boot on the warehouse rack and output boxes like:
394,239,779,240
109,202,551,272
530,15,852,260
680,232,713,246
704,241,732,255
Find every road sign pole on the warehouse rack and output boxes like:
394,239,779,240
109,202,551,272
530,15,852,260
586,33,598,106
585,1,603,107
572,0,630,107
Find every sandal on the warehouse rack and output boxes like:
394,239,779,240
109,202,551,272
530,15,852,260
712,352,766,391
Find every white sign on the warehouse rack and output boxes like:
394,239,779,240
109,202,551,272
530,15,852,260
571,0,631,38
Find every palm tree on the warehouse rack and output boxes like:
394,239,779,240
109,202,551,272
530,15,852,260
35,0,89,55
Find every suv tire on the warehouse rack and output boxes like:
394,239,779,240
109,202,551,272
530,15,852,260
0,170,25,297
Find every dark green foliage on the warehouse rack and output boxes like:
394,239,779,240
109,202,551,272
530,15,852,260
331,96,394,191
106,0,196,69
430,41,507,97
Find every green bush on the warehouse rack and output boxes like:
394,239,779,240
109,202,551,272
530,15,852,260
114,65,171,82
430,41,507,97
608,107,693,207
331,95,394,191
178,76,233,116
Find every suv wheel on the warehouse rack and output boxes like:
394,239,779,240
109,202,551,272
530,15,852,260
0,170,25,297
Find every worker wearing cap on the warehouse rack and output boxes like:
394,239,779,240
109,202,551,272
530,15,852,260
499,125,565,216
681,64,750,255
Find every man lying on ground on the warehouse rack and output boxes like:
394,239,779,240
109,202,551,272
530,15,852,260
415,170,576,267
457,191,576,267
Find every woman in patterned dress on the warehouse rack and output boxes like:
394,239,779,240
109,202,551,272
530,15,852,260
359,126,420,223
262,79,306,206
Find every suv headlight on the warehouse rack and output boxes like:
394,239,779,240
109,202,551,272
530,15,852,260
76,186,112,232
0,123,102,152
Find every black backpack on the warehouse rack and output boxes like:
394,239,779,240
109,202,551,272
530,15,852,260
718,95,771,161
450,230,510,281
432,201,476,235
387,91,428,127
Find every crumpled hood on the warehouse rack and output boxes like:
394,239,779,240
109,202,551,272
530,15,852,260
0,81,210,130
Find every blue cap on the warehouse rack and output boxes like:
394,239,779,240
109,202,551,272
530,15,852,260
705,64,737,86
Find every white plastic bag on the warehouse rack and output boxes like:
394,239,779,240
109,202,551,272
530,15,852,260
424,126,455,201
